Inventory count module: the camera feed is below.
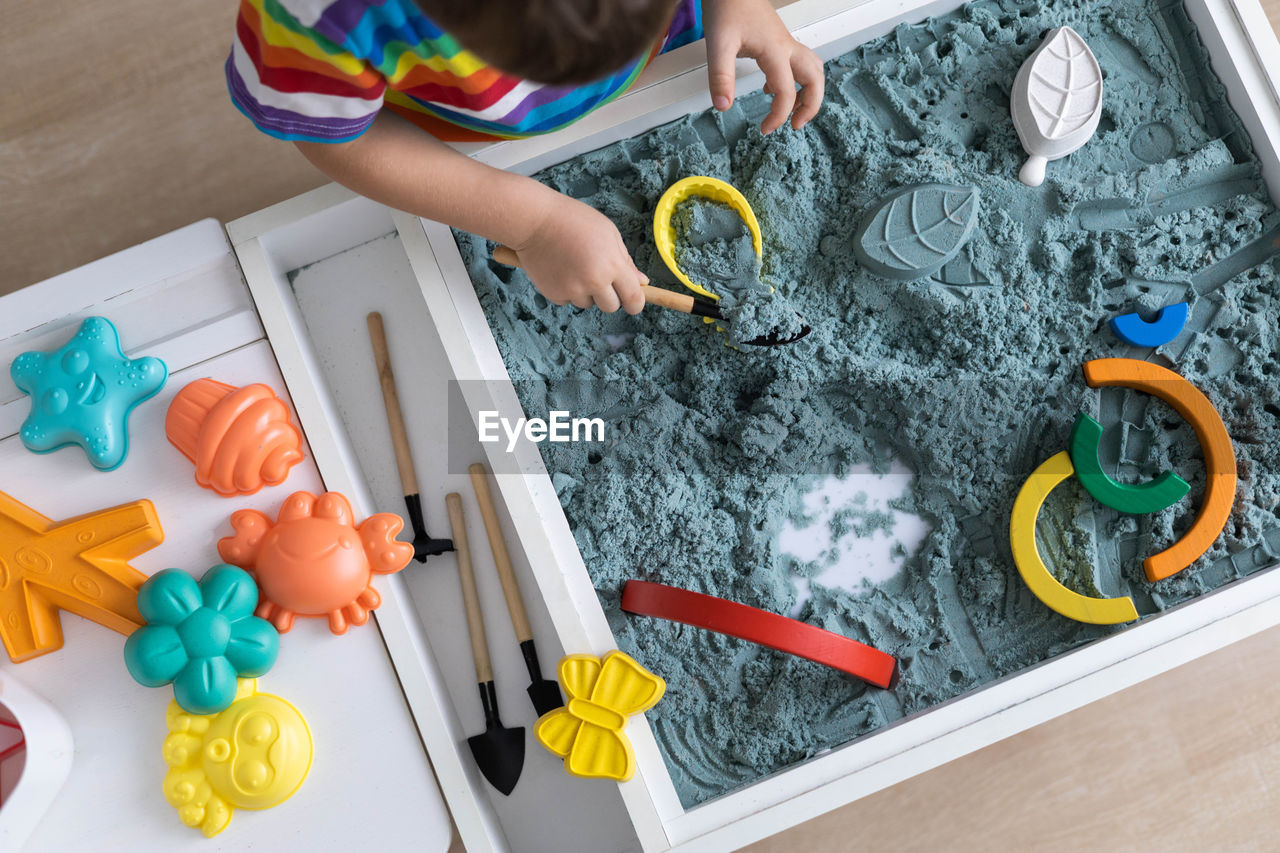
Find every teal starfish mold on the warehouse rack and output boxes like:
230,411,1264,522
10,316,167,471
124,565,280,715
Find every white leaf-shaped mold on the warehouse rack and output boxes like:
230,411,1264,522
1011,26,1104,186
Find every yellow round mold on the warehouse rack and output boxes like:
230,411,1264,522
161,678,314,837
200,690,312,810
653,176,763,301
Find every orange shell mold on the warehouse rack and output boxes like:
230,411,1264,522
166,379,305,498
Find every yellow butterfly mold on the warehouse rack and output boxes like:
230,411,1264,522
160,678,313,837
534,651,665,782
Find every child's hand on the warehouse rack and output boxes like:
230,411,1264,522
703,0,825,133
509,194,648,314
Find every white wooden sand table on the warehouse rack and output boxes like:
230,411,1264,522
5,0,1280,849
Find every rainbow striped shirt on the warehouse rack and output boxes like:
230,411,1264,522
226,0,703,143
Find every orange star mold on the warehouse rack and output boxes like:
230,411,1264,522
165,379,305,498
217,491,414,635
0,491,164,663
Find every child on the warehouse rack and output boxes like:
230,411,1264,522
227,0,824,314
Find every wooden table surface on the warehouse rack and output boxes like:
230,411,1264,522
3,2,1280,850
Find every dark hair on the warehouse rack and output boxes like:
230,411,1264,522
420,0,678,85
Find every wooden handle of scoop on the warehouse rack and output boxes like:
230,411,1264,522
492,245,705,315
446,493,493,683
367,312,419,497
468,462,533,643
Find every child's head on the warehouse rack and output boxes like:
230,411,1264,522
420,0,679,85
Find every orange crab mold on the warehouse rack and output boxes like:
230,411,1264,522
165,378,305,498
216,491,414,635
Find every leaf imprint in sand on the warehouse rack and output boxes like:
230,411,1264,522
854,184,980,280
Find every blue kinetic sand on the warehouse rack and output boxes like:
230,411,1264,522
1109,301,1190,347
854,184,980,280
10,316,167,471
456,0,1280,807
671,199,805,345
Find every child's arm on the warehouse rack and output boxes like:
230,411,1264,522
296,110,648,314
704,0,826,133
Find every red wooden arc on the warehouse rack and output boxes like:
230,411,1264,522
620,581,899,689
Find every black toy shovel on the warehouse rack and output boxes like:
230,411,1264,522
445,492,525,796
468,462,565,717
368,312,454,560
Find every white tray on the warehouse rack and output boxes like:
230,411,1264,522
227,0,1280,849
0,220,452,852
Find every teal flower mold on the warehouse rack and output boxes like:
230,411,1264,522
124,565,279,714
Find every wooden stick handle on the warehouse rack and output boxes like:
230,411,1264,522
468,462,533,643
642,284,699,314
491,245,704,317
366,312,419,497
446,493,493,683
492,244,522,267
